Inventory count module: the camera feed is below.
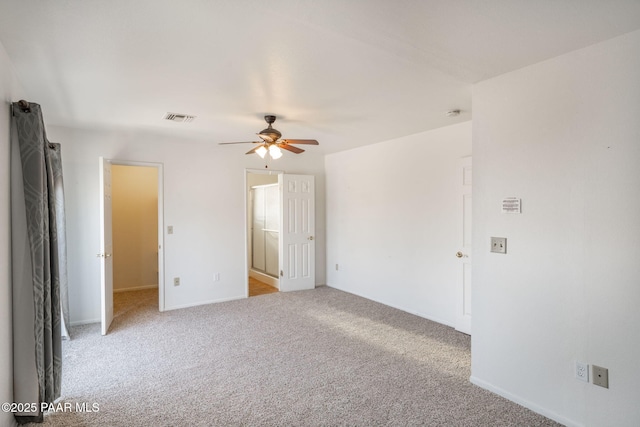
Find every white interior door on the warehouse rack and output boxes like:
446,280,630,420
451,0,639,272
455,157,472,335
279,174,315,292
99,157,114,335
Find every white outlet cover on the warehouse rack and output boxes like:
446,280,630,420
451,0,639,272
576,361,589,382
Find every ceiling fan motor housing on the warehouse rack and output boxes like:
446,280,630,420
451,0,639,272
258,115,282,142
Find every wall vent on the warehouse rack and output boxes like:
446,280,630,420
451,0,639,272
164,112,196,123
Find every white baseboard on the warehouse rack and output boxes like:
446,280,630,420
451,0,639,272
469,376,581,427
164,295,246,311
70,318,100,326
326,283,455,328
113,284,158,293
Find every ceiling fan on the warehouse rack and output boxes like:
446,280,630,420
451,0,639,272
219,115,319,159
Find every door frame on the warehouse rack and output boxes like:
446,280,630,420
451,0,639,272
101,159,165,335
245,168,283,297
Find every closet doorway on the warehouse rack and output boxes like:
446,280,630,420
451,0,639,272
100,159,164,335
247,170,281,296
112,164,159,292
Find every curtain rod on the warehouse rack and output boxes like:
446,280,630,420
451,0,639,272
11,100,58,150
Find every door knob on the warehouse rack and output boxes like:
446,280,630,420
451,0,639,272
456,251,464,258
308,236,314,241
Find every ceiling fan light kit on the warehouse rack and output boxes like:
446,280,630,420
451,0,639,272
219,115,319,161
268,144,283,159
255,145,268,158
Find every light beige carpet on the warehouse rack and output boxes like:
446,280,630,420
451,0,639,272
28,287,561,426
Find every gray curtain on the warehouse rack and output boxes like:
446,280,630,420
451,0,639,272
11,100,69,424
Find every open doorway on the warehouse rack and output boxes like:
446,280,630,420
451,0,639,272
246,170,281,297
100,158,164,335
111,165,160,318
244,170,316,298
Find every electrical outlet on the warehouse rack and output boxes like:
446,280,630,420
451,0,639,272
167,225,174,234
575,361,589,382
491,237,507,254
335,264,339,271
173,277,180,286
592,365,609,388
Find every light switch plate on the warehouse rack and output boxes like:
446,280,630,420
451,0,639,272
491,237,507,254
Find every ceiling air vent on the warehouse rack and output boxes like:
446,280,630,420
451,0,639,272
164,112,196,123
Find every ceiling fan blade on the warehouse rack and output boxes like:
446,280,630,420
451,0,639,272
279,143,305,154
219,141,260,145
281,139,319,145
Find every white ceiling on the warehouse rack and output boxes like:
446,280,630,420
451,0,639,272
2,0,640,154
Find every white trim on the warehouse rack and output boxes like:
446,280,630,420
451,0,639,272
164,295,246,311
245,168,285,175
249,269,278,288
326,283,455,328
70,318,101,326
469,376,582,427
113,285,159,293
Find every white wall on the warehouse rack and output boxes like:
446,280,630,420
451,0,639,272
0,40,24,427
471,30,640,427
47,125,326,324
325,122,472,326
